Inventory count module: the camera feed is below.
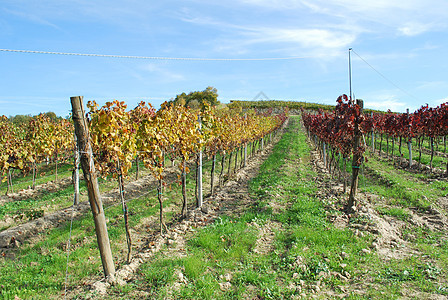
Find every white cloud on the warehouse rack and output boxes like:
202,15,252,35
178,0,446,60
411,43,439,52
3,8,62,30
240,0,416,15
2,1,161,33
182,15,356,56
398,22,434,36
247,28,356,50
433,97,448,106
141,63,185,82
239,0,447,37
415,81,448,90
367,100,406,112
365,93,407,112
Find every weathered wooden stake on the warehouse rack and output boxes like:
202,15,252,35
244,143,247,167
70,96,115,280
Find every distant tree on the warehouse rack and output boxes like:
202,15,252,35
170,86,219,109
176,95,187,107
187,99,200,109
43,112,60,122
9,114,32,126
9,112,61,125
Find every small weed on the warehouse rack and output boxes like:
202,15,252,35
349,214,375,226
376,206,410,221
140,257,182,288
184,256,207,280
380,266,421,282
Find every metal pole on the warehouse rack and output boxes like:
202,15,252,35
349,48,353,103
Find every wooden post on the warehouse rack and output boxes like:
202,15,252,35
70,96,115,280
197,115,203,208
6,168,13,194
219,154,225,186
347,99,363,212
227,151,233,177
244,143,247,167
407,109,413,168
323,142,327,167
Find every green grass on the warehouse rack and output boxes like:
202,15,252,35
0,165,201,299
0,129,265,299
0,132,267,300
0,162,74,193
0,183,87,224
111,116,374,299
129,116,447,299
359,155,448,210
369,134,448,171
2,116,448,299
0,143,255,227
376,206,411,221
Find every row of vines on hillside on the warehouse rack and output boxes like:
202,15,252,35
302,96,448,211
2,99,287,266
302,95,365,211
0,115,74,193
363,103,448,173
83,99,287,262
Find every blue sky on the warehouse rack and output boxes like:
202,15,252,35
1,0,448,117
